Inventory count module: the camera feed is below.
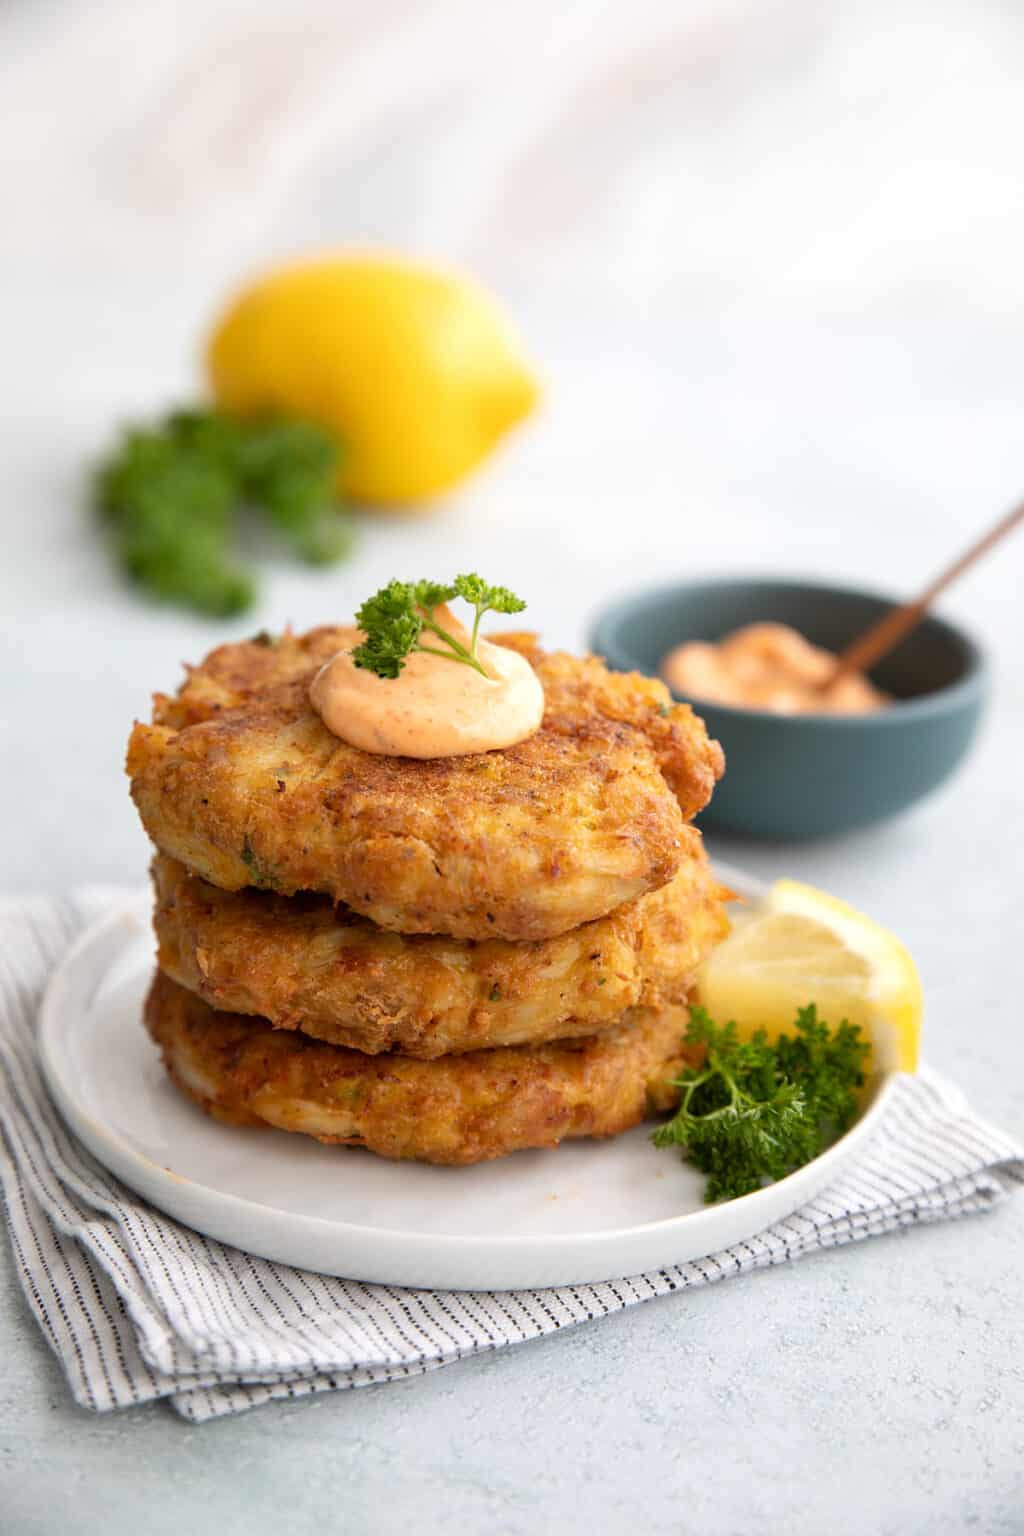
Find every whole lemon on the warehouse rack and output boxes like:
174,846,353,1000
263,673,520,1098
206,255,539,505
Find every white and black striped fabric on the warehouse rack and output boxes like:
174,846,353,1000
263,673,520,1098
2,892,1021,1422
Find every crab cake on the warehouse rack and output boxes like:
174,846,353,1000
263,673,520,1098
151,829,729,1057
145,971,695,1166
127,628,723,942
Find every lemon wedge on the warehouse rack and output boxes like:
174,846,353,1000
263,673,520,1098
696,878,922,1074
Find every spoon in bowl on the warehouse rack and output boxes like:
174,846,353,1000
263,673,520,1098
827,498,1024,689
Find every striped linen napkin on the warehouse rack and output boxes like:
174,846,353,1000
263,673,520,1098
2,892,1021,1422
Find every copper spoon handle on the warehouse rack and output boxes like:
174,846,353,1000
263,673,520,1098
829,498,1024,685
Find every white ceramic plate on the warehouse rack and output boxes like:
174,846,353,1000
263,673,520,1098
39,867,897,1291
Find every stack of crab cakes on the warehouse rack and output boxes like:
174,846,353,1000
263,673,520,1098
127,627,728,1166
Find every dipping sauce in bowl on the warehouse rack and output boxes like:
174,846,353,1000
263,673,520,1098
591,577,988,840
661,623,889,716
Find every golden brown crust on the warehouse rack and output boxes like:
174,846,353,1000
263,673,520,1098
127,628,724,941
151,830,730,1056
145,971,694,1166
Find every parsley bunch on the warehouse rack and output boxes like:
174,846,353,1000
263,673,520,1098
654,1004,869,1203
352,574,526,678
95,407,354,616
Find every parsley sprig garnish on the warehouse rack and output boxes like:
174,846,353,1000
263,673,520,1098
654,1004,869,1203
352,574,526,679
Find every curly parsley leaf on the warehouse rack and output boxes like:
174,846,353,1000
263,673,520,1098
452,573,526,615
351,572,527,678
351,581,422,679
95,407,353,615
411,580,458,612
653,1003,869,1203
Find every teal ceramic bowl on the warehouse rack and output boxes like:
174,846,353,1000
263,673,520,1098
590,578,988,840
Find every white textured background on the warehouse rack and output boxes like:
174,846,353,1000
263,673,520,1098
1,4,1023,1532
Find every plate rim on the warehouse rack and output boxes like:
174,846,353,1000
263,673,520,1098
38,867,903,1287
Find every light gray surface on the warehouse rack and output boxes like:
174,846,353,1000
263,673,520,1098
2,2,1023,1532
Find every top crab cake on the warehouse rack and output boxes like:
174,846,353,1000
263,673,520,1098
127,628,724,942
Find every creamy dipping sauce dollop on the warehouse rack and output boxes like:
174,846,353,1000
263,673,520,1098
661,622,889,716
310,607,545,757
